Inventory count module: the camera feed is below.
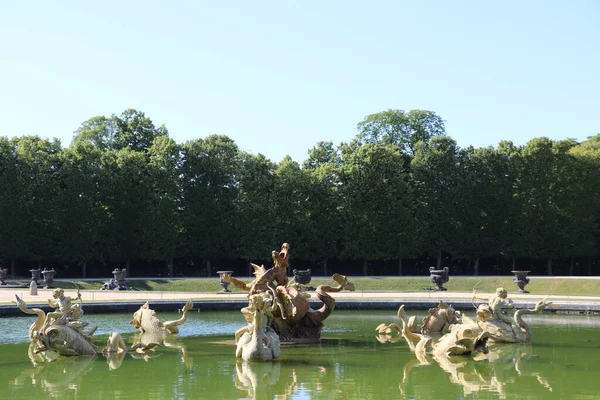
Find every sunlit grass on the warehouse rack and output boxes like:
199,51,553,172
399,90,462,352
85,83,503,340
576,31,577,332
49,276,600,297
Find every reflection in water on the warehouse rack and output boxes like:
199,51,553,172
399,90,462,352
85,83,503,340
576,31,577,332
10,333,194,398
134,332,192,369
398,343,553,398
11,348,96,398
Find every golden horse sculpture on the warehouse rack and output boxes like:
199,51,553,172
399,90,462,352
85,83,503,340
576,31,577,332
225,243,355,345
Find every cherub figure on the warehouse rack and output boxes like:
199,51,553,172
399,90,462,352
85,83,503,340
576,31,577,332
41,288,82,331
473,287,514,325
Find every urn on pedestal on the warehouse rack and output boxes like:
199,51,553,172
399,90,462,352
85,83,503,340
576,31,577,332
217,271,233,293
512,270,531,293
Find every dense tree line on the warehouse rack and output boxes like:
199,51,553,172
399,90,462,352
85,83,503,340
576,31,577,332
0,109,599,278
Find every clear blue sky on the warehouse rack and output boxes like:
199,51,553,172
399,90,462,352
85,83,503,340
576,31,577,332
1,1,598,163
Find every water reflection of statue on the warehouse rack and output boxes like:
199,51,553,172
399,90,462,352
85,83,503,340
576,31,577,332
398,344,552,398
235,361,301,400
11,352,96,398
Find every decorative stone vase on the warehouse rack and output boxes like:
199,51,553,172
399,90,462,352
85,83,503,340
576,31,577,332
41,268,56,289
293,269,312,285
112,268,127,286
30,268,41,286
512,270,531,293
217,271,233,293
0,268,7,285
429,267,449,291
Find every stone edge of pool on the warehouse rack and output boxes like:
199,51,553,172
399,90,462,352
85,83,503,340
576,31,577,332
2,298,600,316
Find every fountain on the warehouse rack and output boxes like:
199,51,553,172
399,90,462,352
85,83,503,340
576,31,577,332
216,270,233,293
224,243,355,358
41,268,56,289
512,270,531,293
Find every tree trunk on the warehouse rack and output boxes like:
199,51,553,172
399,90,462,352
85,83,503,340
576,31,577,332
398,258,403,276
569,258,574,276
206,260,212,277
323,260,328,276
474,258,480,276
436,251,442,269
10,260,15,279
126,260,131,277
248,262,252,277
168,260,174,277
588,257,592,276
546,258,552,276
82,262,87,279
363,260,368,276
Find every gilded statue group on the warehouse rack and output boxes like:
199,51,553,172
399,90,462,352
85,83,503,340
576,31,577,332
14,242,356,365
376,286,550,358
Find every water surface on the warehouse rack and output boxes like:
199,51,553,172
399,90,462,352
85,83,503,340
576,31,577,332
0,309,598,399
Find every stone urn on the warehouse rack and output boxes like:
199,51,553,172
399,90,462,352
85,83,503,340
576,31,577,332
30,268,41,286
0,268,7,285
217,271,233,293
41,268,56,289
293,269,312,286
429,267,449,291
112,268,127,287
512,270,531,293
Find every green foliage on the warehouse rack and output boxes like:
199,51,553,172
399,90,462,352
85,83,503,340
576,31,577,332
356,109,445,154
0,108,598,277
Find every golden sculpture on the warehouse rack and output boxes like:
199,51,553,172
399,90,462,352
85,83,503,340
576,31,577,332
376,301,460,340
13,291,97,356
225,243,355,360
378,287,550,359
130,299,194,334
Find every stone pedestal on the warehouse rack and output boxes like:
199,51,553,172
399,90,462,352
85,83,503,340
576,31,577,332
512,270,531,293
217,271,233,293
429,267,449,291
41,268,56,289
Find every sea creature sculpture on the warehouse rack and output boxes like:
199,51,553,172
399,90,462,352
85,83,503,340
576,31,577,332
235,291,281,361
13,291,98,356
225,243,355,343
130,299,194,334
376,301,460,340
392,288,550,359
473,288,550,343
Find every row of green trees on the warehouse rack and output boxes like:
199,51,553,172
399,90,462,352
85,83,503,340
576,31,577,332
1,109,599,277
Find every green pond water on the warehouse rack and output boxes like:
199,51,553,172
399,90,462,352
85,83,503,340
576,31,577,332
0,309,599,399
